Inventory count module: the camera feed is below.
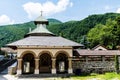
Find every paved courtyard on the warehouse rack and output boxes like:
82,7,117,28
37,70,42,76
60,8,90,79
0,74,72,80
0,74,16,80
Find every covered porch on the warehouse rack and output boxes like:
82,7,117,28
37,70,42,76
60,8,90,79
17,50,73,75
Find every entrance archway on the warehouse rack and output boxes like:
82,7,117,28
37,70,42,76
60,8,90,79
56,53,68,73
39,53,52,73
22,53,35,74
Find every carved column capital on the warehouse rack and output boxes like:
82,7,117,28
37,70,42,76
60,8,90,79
17,57,22,60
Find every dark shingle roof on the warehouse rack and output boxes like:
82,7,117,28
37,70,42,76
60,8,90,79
7,36,83,47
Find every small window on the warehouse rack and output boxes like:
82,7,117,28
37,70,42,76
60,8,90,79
98,49,103,50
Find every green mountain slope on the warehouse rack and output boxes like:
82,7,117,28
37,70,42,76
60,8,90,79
48,18,62,24
48,13,120,42
0,13,120,48
0,19,61,47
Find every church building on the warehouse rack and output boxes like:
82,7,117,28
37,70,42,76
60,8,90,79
7,15,83,75
7,14,120,75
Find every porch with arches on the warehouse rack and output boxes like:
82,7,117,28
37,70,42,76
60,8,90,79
17,50,73,75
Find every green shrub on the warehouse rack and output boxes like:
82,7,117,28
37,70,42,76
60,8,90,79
115,55,119,74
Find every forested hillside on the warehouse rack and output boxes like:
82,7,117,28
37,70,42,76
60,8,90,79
87,17,120,49
0,13,120,49
0,19,61,47
47,13,120,49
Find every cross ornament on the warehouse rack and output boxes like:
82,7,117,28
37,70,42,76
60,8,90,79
40,10,43,16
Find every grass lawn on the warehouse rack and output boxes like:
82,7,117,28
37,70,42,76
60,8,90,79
53,72,120,80
70,72,120,80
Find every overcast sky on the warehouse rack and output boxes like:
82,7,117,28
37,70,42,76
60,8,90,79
0,0,120,25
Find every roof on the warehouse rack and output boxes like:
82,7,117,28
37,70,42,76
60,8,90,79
34,16,48,25
92,44,108,50
7,15,84,49
75,49,120,56
25,24,55,37
1,47,17,53
7,36,83,48
35,16,48,22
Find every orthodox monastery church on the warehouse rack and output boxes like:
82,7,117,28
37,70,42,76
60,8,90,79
7,15,120,75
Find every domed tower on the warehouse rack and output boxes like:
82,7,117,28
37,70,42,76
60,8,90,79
25,13,55,37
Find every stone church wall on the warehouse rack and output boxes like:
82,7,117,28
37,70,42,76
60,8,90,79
72,56,120,73
72,61,115,73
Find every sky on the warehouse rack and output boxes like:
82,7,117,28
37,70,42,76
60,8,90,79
0,0,120,25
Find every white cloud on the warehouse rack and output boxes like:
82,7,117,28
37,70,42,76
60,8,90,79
70,2,73,7
104,5,110,10
116,8,120,13
23,0,73,19
0,15,14,25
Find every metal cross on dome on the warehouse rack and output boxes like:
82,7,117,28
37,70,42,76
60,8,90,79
40,10,43,16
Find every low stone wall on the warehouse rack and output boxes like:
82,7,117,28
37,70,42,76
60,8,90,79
72,61,115,73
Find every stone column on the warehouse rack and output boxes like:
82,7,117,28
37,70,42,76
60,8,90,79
68,58,73,74
52,58,56,74
35,58,39,74
17,58,22,75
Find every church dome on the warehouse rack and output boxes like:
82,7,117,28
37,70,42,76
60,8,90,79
25,15,55,37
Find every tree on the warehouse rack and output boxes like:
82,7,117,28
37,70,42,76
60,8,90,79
87,19,118,49
80,35,90,48
0,50,5,55
87,24,104,48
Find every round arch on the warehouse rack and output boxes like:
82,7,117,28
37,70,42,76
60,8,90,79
22,53,35,74
39,51,52,73
20,51,37,58
38,51,53,57
55,50,69,74
55,50,70,58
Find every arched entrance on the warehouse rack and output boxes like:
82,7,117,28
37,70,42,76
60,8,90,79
56,53,68,73
39,53,52,73
22,53,35,74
